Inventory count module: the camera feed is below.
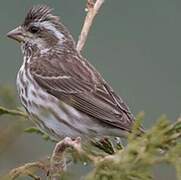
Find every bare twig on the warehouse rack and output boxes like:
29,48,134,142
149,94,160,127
50,137,82,180
50,137,97,180
76,0,104,53
8,161,49,179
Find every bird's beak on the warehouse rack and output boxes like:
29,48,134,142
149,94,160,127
7,26,25,43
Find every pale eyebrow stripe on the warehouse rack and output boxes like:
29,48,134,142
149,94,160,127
38,21,65,41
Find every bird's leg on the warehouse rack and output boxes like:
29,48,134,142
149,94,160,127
50,137,82,180
91,137,116,154
91,137,125,154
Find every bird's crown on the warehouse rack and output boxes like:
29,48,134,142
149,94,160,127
23,5,59,26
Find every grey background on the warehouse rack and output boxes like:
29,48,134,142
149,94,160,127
0,0,180,179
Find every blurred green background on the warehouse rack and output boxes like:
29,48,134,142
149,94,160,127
0,0,180,179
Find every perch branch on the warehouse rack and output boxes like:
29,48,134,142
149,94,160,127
50,137,82,174
76,0,104,52
8,161,49,179
50,137,96,180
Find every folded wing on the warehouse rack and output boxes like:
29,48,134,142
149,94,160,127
30,53,135,132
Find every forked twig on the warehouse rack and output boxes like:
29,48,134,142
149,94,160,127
50,137,84,180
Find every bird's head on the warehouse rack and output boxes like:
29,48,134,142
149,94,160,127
7,5,75,52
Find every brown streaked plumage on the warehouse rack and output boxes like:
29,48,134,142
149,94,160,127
7,5,136,141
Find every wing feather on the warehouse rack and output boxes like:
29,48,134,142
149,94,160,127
30,53,134,131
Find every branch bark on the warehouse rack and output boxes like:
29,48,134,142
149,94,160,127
50,137,95,180
76,0,104,53
8,161,49,180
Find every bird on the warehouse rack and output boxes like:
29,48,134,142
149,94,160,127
7,5,136,141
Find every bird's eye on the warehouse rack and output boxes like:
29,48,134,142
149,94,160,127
29,26,40,34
